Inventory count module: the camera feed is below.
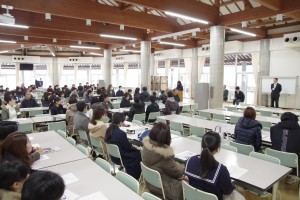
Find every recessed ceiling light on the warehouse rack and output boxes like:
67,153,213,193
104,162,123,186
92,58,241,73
0,23,29,29
70,45,100,50
165,11,209,24
230,28,256,37
100,34,137,41
0,40,16,44
159,41,185,47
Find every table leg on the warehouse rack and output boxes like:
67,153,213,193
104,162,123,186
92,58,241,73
272,181,279,200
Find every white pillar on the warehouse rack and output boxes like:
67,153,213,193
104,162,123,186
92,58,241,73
141,41,151,89
191,48,198,98
259,39,270,106
103,49,112,87
52,57,59,86
209,26,225,109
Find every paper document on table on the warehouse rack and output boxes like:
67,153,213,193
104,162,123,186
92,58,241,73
38,155,50,161
28,136,34,141
227,166,248,179
63,189,79,200
175,151,197,162
62,173,79,185
79,192,109,200
32,143,40,148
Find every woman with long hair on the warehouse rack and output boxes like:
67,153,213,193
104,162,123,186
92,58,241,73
49,97,64,115
176,81,183,102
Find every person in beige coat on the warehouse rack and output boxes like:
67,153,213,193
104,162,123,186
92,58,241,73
65,96,78,135
142,123,184,200
88,107,109,159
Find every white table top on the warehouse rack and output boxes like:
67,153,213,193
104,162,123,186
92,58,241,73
171,137,291,190
20,107,49,112
29,131,87,169
5,118,34,124
226,105,300,116
44,159,144,200
31,114,66,123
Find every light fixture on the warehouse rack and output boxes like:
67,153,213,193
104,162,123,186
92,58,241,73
90,52,103,56
24,36,28,41
151,28,200,41
192,32,196,37
173,35,177,40
0,50,8,54
119,49,141,53
242,21,248,28
70,45,100,50
159,41,185,47
276,14,283,22
230,28,256,37
0,23,29,29
120,24,125,31
53,38,57,43
86,19,91,26
78,41,81,45
100,34,137,41
0,39,16,43
45,13,51,21
51,52,55,57
132,44,136,48
165,11,209,24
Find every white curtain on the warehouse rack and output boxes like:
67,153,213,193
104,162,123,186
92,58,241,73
198,57,206,82
251,52,260,105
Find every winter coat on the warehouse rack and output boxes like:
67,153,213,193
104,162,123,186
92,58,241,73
107,89,115,97
146,103,160,122
73,112,90,134
142,137,184,200
127,102,145,122
1,104,20,120
120,97,131,108
66,103,77,134
88,120,108,159
0,189,21,200
140,91,150,102
163,97,180,115
234,117,262,152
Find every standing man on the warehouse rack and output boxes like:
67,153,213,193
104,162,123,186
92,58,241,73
223,85,229,102
271,78,282,108
233,87,245,105
39,78,43,88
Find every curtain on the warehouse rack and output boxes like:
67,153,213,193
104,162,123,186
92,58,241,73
184,57,192,98
251,52,260,105
198,57,206,82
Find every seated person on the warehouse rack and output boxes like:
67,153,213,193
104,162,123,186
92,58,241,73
84,90,93,104
185,131,245,200
0,121,18,141
47,86,53,93
100,95,114,110
116,86,125,97
49,97,64,115
41,92,51,107
159,90,167,104
120,93,131,108
234,107,262,152
134,87,140,99
0,132,43,172
145,95,160,122
142,123,184,200
105,113,141,180
73,101,89,133
233,86,245,105
163,91,180,115
173,89,180,102
65,95,78,135
1,95,20,120
127,89,133,101
139,86,150,102
271,112,300,178
20,91,39,108
21,171,65,200
127,97,145,122
0,161,29,200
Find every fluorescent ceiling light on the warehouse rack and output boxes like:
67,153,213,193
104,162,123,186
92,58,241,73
165,11,209,24
0,23,29,29
159,41,185,47
230,28,256,37
0,50,8,54
100,34,137,41
119,49,141,53
51,52,55,57
90,52,103,56
70,45,100,50
0,40,16,43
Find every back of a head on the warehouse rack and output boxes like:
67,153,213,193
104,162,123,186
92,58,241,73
142,86,147,92
128,89,132,93
150,95,156,103
21,171,65,200
243,107,256,120
161,90,165,94
91,108,106,124
200,131,221,178
134,87,140,94
235,86,240,90
68,95,78,104
167,91,173,98
124,92,129,99
105,113,125,142
149,122,171,146
76,101,86,112
0,121,18,140
91,96,100,105
281,112,298,123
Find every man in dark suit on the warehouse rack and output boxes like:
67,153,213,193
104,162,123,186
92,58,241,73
233,86,245,105
223,85,229,102
271,78,282,108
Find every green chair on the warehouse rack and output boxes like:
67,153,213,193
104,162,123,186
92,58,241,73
189,125,205,138
229,141,254,155
106,143,125,174
77,130,91,147
187,135,202,142
101,117,110,123
147,111,161,123
191,103,198,115
230,115,240,124
221,144,237,152
90,136,107,160
56,130,67,138
66,137,76,146
29,110,44,117
76,144,89,156
95,158,111,174
181,105,190,113
260,110,273,117
156,118,167,124
193,115,207,120
132,120,144,125
133,113,146,124
116,171,139,194
212,119,227,124
170,130,182,136
18,123,34,133
227,107,237,111
142,192,162,200
199,111,211,120
213,113,225,120
250,152,280,164
180,113,191,117
169,121,184,135
112,102,120,109
182,181,218,200
258,120,272,129
141,162,166,199
48,121,66,132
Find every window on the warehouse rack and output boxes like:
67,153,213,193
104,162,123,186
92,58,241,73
90,64,102,85
0,63,17,89
126,62,140,87
112,63,125,87
157,61,165,75
77,64,90,85
34,64,52,87
60,65,75,86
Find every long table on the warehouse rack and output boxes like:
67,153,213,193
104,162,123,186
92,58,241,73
31,114,66,123
20,107,49,112
29,131,87,169
226,105,300,116
171,137,291,200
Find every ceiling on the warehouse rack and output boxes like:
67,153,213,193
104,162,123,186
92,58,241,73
0,0,299,57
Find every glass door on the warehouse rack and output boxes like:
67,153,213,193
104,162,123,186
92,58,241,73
236,73,255,104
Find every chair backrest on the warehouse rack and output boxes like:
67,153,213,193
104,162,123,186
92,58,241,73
112,102,120,109
260,110,273,117
258,120,272,128
189,125,205,138
187,135,202,142
95,158,111,174
221,144,237,152
227,107,237,111
229,141,254,155
212,119,227,124
249,152,280,165
29,110,44,117
48,121,66,132
106,143,124,167
142,192,162,200
171,130,182,136
156,118,167,124
56,130,67,138
180,113,191,117
140,162,165,199
76,144,89,156
116,171,139,194
132,120,144,125
191,103,198,111
193,115,207,120
169,121,184,133
66,137,76,146
148,111,161,122
77,130,91,147
181,105,190,113
90,136,102,149
199,111,211,120
215,108,226,111
133,113,146,123
182,181,218,200
230,115,240,124
18,123,33,133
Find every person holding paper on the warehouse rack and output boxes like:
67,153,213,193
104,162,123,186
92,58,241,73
271,78,282,108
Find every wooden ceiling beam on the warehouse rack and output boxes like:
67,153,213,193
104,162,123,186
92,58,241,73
254,0,282,11
2,0,175,33
248,17,293,28
116,0,218,24
119,3,134,11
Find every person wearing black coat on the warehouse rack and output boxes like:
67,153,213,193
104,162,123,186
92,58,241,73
233,86,245,105
159,90,167,104
271,112,300,176
105,113,141,180
145,95,160,122
139,87,150,102
127,97,145,122
116,86,125,97
223,85,229,102
234,107,262,152
120,93,131,108
271,78,282,108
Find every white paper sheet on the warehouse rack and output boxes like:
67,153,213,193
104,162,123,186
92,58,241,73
62,173,79,185
38,154,50,161
227,166,248,179
63,189,79,200
79,192,109,200
175,151,197,161
28,136,34,141
32,143,40,148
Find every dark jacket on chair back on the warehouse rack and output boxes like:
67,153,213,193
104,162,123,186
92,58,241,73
127,102,145,122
